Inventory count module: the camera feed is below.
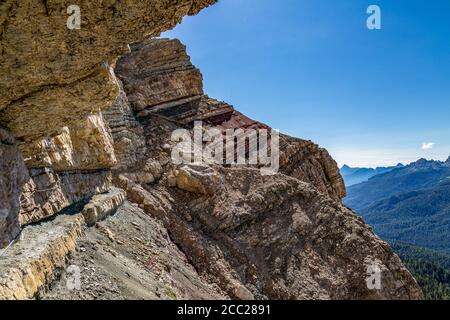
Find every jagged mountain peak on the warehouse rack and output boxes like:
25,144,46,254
406,157,450,171
445,156,450,165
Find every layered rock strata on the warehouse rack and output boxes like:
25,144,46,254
0,189,145,300
103,80,147,171
19,168,113,225
44,202,225,300
117,38,345,201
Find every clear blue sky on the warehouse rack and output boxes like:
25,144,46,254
163,0,450,167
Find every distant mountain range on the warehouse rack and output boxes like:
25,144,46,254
343,157,450,299
344,157,450,254
340,163,404,186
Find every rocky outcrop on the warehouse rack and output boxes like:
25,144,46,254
1,194,180,300
20,114,117,171
0,0,215,176
175,164,223,195
103,80,146,171
117,165,422,299
0,213,84,300
278,136,346,201
82,187,126,226
44,202,225,300
0,0,217,139
108,39,422,300
115,38,204,112
117,38,345,201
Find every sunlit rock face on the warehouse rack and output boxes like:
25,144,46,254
0,0,216,247
20,114,117,171
0,0,216,154
116,38,346,202
19,168,113,225
0,0,216,108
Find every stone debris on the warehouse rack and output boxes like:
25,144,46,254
43,202,225,300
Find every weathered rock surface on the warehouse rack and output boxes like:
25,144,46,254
0,127,28,247
0,0,215,124
2,197,214,300
278,135,346,201
116,38,204,112
0,0,216,141
118,38,345,201
103,80,146,171
175,164,223,195
20,113,117,171
117,157,423,300
19,168,113,226
0,0,216,248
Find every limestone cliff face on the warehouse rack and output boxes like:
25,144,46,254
19,169,112,225
0,1,422,300
0,0,215,172
0,0,216,120
0,0,216,242
21,114,117,171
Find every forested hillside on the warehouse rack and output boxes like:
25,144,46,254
391,241,450,300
